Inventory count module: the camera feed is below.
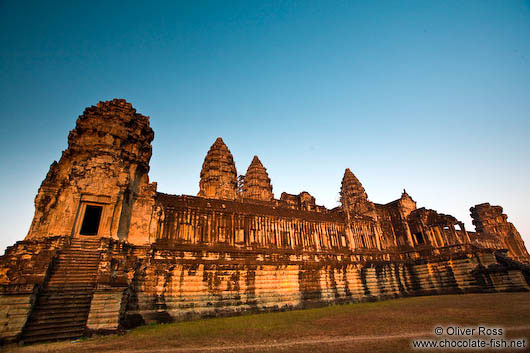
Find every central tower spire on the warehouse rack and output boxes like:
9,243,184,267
340,168,376,218
198,137,238,200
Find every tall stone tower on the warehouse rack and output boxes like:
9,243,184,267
198,137,238,200
340,168,376,219
26,99,156,245
242,156,274,201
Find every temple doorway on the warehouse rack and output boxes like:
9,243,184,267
79,205,103,236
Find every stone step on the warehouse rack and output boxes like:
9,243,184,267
50,271,99,277
48,273,98,278
54,262,99,266
54,262,99,267
48,276,96,281
46,282,94,291
69,244,100,248
20,239,101,345
61,249,100,254
30,307,91,320
25,314,87,326
37,292,92,301
48,274,97,280
24,318,87,331
49,273,97,278
43,287,95,294
39,290,92,299
47,282,96,287
57,258,100,263
55,260,100,265
22,332,83,344
46,280,95,286
57,258,99,263
37,296,92,306
54,262,100,267
58,254,100,259
52,267,98,272
66,250,99,254
37,295,93,304
47,279,97,284
47,281,96,285
63,246,100,250
61,249,100,253
30,302,91,312
21,327,84,343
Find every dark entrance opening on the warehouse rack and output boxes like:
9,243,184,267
80,205,103,235
414,232,425,245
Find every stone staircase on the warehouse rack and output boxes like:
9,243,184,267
21,238,101,344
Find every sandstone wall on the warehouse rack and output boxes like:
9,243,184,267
116,245,529,326
2,236,528,339
86,287,126,331
0,285,36,343
0,237,66,286
0,238,67,343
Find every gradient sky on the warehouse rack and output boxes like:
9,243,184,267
1,1,529,253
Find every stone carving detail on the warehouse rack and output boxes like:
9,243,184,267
198,138,238,200
242,156,274,201
470,203,530,262
340,168,377,219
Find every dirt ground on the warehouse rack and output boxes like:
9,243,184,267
3,292,529,353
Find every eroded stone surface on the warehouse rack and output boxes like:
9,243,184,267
470,203,530,262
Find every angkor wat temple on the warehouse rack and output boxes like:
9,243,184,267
1,99,529,344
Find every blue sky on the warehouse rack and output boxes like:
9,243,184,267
1,1,529,253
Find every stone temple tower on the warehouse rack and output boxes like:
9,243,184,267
242,156,274,201
198,137,238,200
26,99,156,245
340,168,377,219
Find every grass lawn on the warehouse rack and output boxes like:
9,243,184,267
4,292,529,353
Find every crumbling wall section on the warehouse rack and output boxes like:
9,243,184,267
470,203,530,263
0,237,67,343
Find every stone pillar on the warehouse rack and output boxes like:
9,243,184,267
404,223,415,247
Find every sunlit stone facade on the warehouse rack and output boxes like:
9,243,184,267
1,99,528,344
